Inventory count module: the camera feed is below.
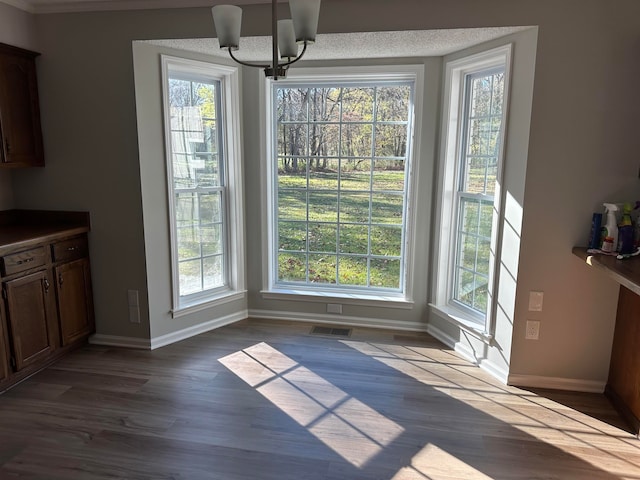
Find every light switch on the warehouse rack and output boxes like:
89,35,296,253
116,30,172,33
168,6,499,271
528,291,544,312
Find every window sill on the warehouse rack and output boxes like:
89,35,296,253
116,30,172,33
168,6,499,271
428,303,493,343
172,289,247,319
261,288,414,310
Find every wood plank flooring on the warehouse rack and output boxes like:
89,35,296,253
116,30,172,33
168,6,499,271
0,318,638,479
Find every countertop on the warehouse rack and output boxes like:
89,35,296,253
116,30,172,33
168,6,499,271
572,247,640,296
0,210,90,254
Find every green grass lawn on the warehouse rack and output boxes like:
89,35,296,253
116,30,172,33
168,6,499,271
277,167,405,289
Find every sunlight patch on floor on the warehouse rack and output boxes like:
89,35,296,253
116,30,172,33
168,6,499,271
340,340,640,478
391,444,494,480
219,342,404,468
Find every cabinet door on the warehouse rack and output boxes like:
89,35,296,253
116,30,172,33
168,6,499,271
0,301,10,383
4,270,56,370
0,48,44,167
55,258,94,346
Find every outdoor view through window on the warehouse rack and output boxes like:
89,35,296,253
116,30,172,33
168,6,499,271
168,74,227,300
453,68,505,314
274,82,414,292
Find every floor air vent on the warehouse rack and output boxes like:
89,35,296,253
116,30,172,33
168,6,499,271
310,326,352,337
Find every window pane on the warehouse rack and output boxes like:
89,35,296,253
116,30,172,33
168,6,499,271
341,87,374,122
338,256,368,286
168,71,228,300
370,226,402,256
375,124,407,157
279,190,307,221
278,124,307,156
340,160,371,191
310,124,339,157
274,82,413,293
177,225,199,260
203,255,223,290
339,224,369,254
199,192,222,223
370,258,400,289
376,86,411,122
308,254,337,284
452,66,505,316
310,87,341,122
455,268,475,309
278,253,306,282
371,193,403,225
179,259,202,296
278,158,307,188
309,159,338,189
309,223,337,253
279,221,307,251
341,124,372,157
278,88,308,121
308,191,338,222
339,193,370,223
201,224,223,256
373,160,404,191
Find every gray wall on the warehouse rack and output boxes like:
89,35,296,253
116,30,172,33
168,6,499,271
0,2,39,209
7,0,640,387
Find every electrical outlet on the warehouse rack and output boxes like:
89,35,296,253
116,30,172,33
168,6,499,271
128,289,140,324
528,291,544,312
525,320,540,340
327,303,342,314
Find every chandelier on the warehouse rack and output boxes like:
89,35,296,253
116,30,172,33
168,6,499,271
212,0,320,80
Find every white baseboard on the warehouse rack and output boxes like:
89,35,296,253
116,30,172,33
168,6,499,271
90,310,248,351
89,334,151,349
248,308,428,332
150,309,248,349
507,374,606,393
427,322,509,384
426,322,606,393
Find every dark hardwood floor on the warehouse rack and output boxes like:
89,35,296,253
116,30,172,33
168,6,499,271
0,318,638,479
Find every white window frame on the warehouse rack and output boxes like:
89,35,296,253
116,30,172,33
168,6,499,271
431,45,512,337
161,55,245,316
260,65,424,308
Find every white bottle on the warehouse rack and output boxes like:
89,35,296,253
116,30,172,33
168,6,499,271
602,203,619,251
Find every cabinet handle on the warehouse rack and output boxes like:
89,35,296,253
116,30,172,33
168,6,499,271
67,246,78,251
43,278,50,293
58,273,64,287
16,257,34,265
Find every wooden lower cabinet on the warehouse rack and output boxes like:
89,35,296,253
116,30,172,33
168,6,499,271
0,302,10,382
0,231,94,392
55,258,93,346
3,269,57,371
607,285,640,434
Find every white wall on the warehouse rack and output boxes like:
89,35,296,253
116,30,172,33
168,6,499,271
9,0,640,388
132,41,248,343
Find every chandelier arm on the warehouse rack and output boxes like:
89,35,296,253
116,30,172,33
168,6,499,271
227,47,270,69
277,41,308,68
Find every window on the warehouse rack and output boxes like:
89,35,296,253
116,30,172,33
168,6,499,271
266,67,420,302
433,46,511,331
161,56,244,313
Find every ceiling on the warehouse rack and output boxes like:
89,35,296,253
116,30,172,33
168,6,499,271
148,27,528,61
2,0,528,59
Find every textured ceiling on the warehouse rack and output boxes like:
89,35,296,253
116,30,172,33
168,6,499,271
148,27,529,61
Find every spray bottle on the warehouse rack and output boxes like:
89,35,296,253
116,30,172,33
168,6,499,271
601,203,619,251
618,203,634,254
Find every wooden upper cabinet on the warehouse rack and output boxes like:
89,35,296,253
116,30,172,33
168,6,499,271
0,43,44,168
